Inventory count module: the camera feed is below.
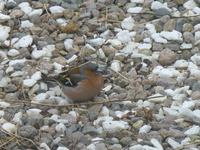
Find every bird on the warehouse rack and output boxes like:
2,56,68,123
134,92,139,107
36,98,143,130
42,63,104,102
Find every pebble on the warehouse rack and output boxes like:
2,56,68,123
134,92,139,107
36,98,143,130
2,122,15,133
49,6,65,14
102,120,129,131
184,125,200,135
121,16,135,30
14,35,33,48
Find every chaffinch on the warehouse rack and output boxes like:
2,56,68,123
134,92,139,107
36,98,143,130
43,63,104,102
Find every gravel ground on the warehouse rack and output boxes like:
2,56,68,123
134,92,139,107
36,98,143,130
1,0,200,150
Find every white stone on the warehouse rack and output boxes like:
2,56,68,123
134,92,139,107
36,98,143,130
127,7,142,13
0,102,10,108
0,2,5,11
160,30,182,41
139,125,151,133
21,6,32,15
195,31,200,42
18,2,30,8
151,138,163,150
7,49,19,57
56,18,66,24
102,84,112,92
55,123,67,133
29,9,43,16
66,54,77,63
142,145,159,150
34,93,47,102
192,110,200,123
116,30,131,43
87,143,96,150
167,138,182,149
0,110,4,118
143,38,152,43
51,114,68,123
0,26,10,41
180,101,195,110
152,33,167,43
53,137,61,144
151,1,170,11
94,116,113,125
183,0,197,10
183,10,195,17
64,39,73,50
188,62,198,71
115,110,130,118
174,59,189,68
158,68,173,78
130,0,144,3
57,147,69,150
0,77,11,87
163,107,178,116
23,79,37,87
26,108,42,116
14,35,33,48
2,123,16,133
171,8,181,17
129,144,143,150
31,49,47,59
173,94,185,103
102,120,129,131
53,62,64,71
179,108,194,118
31,71,42,81
120,42,138,54
9,38,19,46
6,66,14,74
148,94,166,103
191,53,200,64
49,85,62,96
184,125,200,135
88,38,105,46
111,60,121,72
101,106,110,116
194,24,200,30
0,13,10,20
21,20,34,28
40,143,51,150
193,7,200,14
121,16,135,30
138,43,152,50
11,71,26,77
97,48,106,59
12,111,23,124
180,43,192,49
171,101,181,110
49,6,65,13
69,111,78,120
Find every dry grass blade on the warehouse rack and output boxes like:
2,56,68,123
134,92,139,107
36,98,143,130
110,68,130,81
0,95,165,107
0,127,40,150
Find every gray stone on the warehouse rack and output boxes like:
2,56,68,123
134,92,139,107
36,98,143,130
49,0,62,5
27,114,44,128
157,77,177,89
82,124,98,136
18,125,38,139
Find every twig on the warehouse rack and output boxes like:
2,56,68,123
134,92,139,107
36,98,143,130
110,68,130,81
0,127,40,150
0,95,164,107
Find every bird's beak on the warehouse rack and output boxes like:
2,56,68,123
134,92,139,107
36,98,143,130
96,68,108,75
